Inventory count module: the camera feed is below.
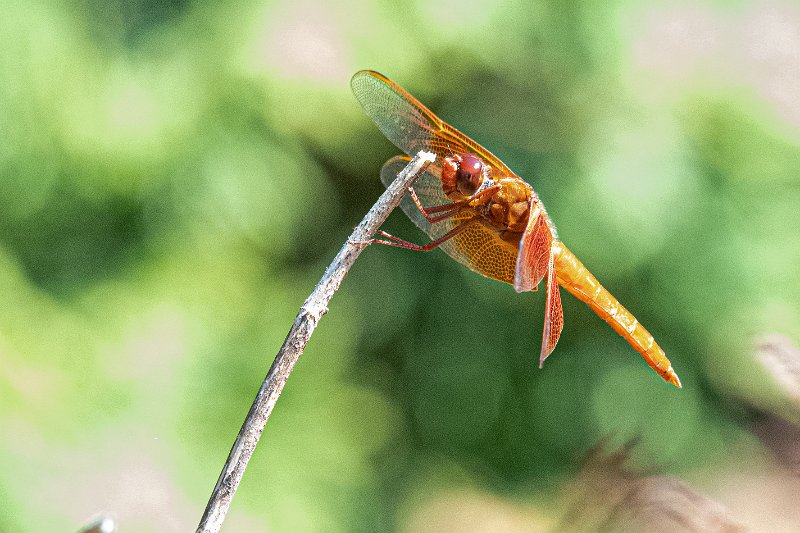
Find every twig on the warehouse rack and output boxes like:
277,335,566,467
77,514,116,533
196,151,436,533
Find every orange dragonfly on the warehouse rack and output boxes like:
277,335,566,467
351,70,681,388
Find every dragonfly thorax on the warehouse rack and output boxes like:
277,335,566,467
484,178,533,235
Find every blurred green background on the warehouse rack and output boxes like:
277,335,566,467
2,0,800,531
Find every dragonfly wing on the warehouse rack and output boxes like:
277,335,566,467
380,155,449,239
380,155,518,286
444,218,519,287
540,250,564,367
353,71,443,159
514,203,552,293
353,70,514,176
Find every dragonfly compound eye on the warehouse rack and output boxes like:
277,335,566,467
456,153,484,196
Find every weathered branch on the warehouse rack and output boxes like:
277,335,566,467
196,151,435,533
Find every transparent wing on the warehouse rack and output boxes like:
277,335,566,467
381,155,518,286
380,155,449,237
352,70,514,177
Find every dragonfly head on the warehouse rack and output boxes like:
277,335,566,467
441,153,488,197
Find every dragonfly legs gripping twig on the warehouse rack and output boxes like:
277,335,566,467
371,218,477,252
408,184,501,224
407,187,462,223
364,184,500,251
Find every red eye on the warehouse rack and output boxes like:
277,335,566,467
456,154,484,195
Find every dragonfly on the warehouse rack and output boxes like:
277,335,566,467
351,70,681,388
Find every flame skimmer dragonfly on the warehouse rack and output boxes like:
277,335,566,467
351,70,681,388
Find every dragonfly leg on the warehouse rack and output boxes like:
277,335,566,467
371,218,476,252
408,187,461,223
426,209,464,223
467,184,501,204
407,184,500,224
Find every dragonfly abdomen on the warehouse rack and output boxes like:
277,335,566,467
552,242,681,388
